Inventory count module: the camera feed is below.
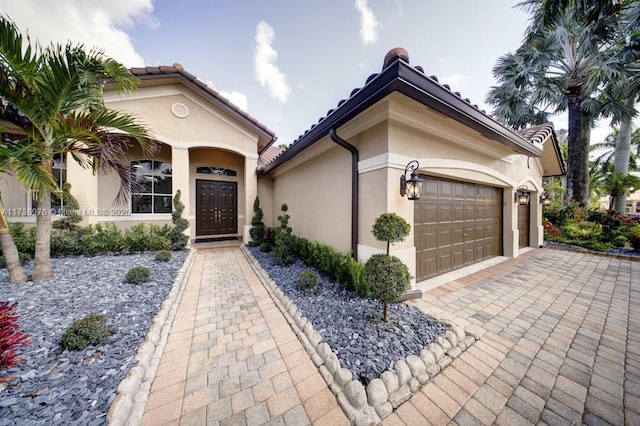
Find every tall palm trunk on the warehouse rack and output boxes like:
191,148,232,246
32,189,53,281
613,97,634,213
565,87,591,206
0,194,27,283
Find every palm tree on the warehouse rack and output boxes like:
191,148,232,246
516,0,640,212
0,16,155,282
590,127,640,175
487,2,630,207
591,166,640,211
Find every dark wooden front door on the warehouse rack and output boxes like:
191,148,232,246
518,202,530,248
196,180,237,236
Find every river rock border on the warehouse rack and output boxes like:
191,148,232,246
241,246,479,425
107,248,197,426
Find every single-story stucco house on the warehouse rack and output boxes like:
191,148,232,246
0,48,565,289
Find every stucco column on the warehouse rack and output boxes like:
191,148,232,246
532,193,544,248
504,187,518,257
66,156,98,224
244,155,259,243
171,146,191,238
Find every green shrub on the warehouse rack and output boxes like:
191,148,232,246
272,204,294,265
372,213,410,255
259,242,272,252
169,190,189,251
613,235,628,248
61,313,111,350
631,228,640,251
297,269,318,291
8,223,36,256
364,254,411,322
562,220,602,240
249,196,266,246
155,250,172,262
125,266,151,284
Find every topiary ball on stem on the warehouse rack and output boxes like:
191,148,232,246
364,254,411,322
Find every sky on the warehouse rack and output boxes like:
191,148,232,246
1,0,619,147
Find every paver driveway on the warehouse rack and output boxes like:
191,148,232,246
139,246,638,425
384,248,640,425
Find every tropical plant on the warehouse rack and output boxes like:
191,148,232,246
0,16,154,282
0,301,32,372
371,213,411,256
486,2,630,207
0,194,27,282
591,167,640,210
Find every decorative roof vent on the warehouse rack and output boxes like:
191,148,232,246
383,47,409,69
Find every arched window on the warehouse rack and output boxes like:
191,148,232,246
131,160,172,214
29,153,66,214
196,166,237,176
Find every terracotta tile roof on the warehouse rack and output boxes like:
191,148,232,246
516,122,555,145
257,145,284,170
261,47,542,173
128,63,276,153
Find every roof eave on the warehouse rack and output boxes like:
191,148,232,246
262,59,542,174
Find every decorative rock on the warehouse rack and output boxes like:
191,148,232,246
303,321,314,335
353,412,380,426
319,365,333,385
381,371,399,395
316,342,332,362
427,342,445,360
375,401,393,419
447,346,463,359
462,335,476,347
451,325,466,341
445,329,458,347
419,348,436,367
408,377,420,393
287,303,298,316
426,363,441,377
308,330,322,348
311,353,324,367
345,380,367,409
388,385,411,408
405,355,426,378
437,355,452,369
394,360,411,385
335,368,353,388
366,378,388,406
297,317,308,330
435,336,452,352
336,392,358,419
325,354,340,375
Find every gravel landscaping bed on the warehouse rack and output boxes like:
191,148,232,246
0,251,187,426
248,246,450,384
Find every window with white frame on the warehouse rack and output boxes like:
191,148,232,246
29,153,66,214
130,160,172,214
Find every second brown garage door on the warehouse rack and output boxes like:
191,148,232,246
414,176,503,281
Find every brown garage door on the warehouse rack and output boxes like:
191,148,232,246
415,176,503,281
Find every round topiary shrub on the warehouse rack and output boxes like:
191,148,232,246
155,250,172,262
297,269,318,291
260,242,272,253
364,254,411,321
126,266,151,284
61,313,111,350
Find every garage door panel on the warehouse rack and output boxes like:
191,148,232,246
415,176,503,281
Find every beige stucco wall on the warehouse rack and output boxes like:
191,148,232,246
257,176,275,228
272,142,352,253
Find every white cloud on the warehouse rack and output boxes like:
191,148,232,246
220,90,249,113
254,21,292,103
354,0,381,44
441,74,470,91
2,0,156,67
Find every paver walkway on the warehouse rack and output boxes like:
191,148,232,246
383,248,640,425
140,248,348,425
140,246,639,425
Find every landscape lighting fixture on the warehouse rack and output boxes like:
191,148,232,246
400,160,423,200
515,185,530,205
540,191,552,207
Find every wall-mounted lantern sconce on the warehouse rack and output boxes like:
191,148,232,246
400,160,423,200
514,185,530,205
540,191,552,207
